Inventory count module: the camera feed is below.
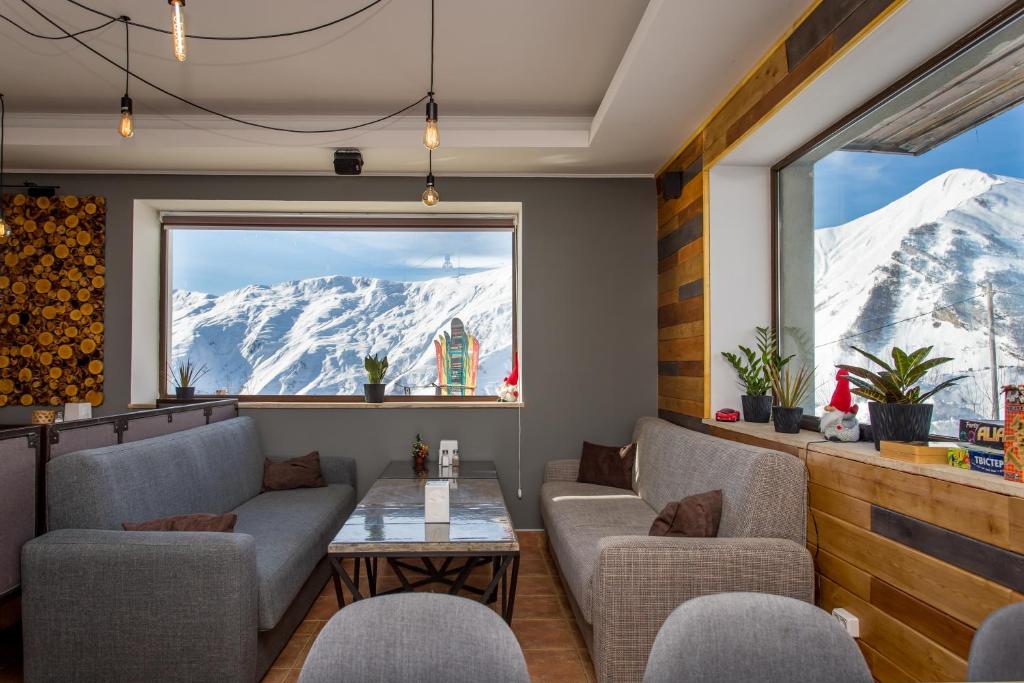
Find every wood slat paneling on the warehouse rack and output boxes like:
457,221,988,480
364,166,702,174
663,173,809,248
819,576,967,682
869,577,975,660
654,0,904,431
807,450,1016,551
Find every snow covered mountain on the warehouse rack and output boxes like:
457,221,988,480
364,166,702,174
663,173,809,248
170,266,513,396
813,168,1024,434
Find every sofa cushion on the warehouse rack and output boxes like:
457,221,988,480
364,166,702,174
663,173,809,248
47,417,265,531
632,417,807,543
577,441,637,490
233,484,354,629
648,490,722,538
540,481,656,623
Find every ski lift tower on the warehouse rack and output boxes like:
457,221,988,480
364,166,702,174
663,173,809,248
441,254,454,271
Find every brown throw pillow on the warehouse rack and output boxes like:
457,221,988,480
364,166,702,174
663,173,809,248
649,490,723,538
123,512,237,532
263,451,327,491
577,441,637,490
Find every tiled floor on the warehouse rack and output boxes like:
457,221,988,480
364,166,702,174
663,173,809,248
0,531,595,683
262,530,595,683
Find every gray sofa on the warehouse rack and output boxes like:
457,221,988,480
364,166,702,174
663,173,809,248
21,416,356,683
541,416,814,683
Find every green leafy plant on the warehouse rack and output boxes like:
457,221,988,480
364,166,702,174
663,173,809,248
364,353,389,384
837,345,965,404
768,364,815,408
169,358,209,388
721,327,793,396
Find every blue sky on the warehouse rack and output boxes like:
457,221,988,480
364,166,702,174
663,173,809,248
813,103,1024,228
171,229,513,295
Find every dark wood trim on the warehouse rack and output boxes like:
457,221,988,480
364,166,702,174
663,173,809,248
47,399,239,446
161,214,516,231
159,217,521,403
657,409,708,433
871,505,1024,593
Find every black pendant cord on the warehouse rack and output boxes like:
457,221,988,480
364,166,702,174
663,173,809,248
429,0,435,95
1,93,6,222
61,0,387,41
17,0,428,135
122,17,129,97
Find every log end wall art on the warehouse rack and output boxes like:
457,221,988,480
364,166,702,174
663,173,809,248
0,193,106,408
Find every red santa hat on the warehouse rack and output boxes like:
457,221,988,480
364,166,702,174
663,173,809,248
503,352,519,386
829,368,856,414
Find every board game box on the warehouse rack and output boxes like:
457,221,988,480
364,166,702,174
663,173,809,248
958,418,1005,450
947,444,1005,476
1005,385,1024,483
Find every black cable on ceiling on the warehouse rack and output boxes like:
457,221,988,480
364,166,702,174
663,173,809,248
0,12,116,39
15,0,429,135
61,0,388,41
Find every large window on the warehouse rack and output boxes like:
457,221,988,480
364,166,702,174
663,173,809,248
162,215,517,401
776,10,1024,435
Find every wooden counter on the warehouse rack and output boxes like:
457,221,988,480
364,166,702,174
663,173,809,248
703,419,1024,683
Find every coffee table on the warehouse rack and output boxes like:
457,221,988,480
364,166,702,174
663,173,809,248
328,460,521,622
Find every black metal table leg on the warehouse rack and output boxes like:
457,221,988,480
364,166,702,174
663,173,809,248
366,557,378,597
503,554,520,624
330,561,346,608
330,556,364,603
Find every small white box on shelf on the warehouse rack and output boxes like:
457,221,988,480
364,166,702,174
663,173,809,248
63,403,92,421
424,479,450,524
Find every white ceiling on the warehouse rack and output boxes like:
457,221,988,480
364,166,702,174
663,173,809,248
0,0,811,175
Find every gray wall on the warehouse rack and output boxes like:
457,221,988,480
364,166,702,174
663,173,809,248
0,174,657,527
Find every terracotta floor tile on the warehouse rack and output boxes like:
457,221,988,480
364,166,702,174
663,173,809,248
271,634,310,669
524,650,590,683
515,574,560,596
293,619,325,636
512,618,579,651
282,670,302,683
581,652,597,683
511,594,564,619
518,531,547,548
517,554,552,576
304,595,340,621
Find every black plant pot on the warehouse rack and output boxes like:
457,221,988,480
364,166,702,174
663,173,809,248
868,402,933,451
741,395,773,423
175,386,195,400
772,406,804,434
364,383,386,404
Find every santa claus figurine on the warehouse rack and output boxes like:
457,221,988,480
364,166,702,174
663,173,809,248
820,368,860,442
497,353,520,403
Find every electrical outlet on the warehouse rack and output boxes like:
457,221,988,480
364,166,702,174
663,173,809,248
832,608,860,638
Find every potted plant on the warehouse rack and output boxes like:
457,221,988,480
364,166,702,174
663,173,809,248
838,345,965,450
363,353,389,403
169,358,209,400
768,364,814,433
722,327,792,422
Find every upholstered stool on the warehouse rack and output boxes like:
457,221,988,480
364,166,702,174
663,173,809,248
968,602,1024,681
643,592,872,683
298,592,529,683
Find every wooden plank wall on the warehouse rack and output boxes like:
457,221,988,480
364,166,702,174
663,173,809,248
710,425,1024,682
655,0,903,430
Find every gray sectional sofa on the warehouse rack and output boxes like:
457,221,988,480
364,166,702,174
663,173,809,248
541,416,814,683
21,416,356,683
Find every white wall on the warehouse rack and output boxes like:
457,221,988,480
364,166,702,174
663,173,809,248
708,165,772,411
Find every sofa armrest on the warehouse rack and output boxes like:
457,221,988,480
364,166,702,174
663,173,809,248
268,451,357,487
591,536,814,683
544,459,580,482
22,528,259,683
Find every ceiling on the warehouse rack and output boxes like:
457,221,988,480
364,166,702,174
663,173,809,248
0,0,811,175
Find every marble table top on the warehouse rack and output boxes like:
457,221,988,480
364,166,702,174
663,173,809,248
329,477,518,555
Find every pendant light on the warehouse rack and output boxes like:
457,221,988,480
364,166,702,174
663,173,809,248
169,0,187,62
422,0,439,149
0,93,6,239
422,150,440,206
118,18,134,138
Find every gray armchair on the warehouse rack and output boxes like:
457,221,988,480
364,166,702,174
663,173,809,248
643,592,872,683
299,593,529,683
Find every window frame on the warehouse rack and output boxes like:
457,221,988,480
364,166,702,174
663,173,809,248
769,3,1024,432
158,213,520,404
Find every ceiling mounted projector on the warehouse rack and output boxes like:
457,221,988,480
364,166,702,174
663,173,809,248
333,149,363,175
